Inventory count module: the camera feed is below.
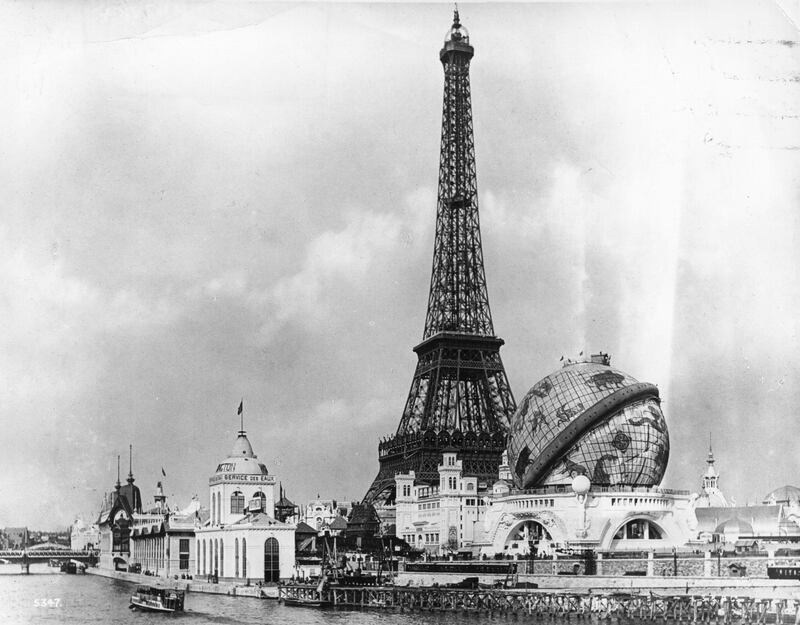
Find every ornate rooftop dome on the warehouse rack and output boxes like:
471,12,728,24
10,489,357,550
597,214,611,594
214,432,268,476
444,8,470,45
763,485,800,506
507,356,670,489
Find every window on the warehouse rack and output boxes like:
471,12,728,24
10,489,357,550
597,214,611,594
231,491,245,515
179,539,190,570
616,519,664,540
250,491,267,512
242,538,247,578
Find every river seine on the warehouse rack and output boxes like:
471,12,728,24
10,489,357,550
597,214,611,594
0,566,484,625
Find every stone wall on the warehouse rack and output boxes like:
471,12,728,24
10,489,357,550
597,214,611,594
449,555,800,578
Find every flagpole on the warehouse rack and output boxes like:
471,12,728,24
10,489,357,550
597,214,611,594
240,398,244,433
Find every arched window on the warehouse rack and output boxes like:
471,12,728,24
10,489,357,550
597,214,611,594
252,491,267,512
231,491,245,515
613,519,664,540
235,538,239,577
219,538,224,577
264,537,280,583
217,495,222,524
196,540,200,575
211,493,216,525
202,540,206,575
242,538,247,578
213,539,218,576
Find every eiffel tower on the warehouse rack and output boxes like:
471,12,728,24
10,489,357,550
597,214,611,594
364,9,516,505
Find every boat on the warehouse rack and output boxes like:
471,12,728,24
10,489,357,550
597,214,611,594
60,560,85,574
129,585,185,612
283,596,330,608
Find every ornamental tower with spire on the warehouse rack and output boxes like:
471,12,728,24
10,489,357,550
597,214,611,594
696,436,728,508
364,10,516,505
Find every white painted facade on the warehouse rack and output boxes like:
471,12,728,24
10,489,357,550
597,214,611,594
195,430,295,581
395,451,488,554
395,450,698,557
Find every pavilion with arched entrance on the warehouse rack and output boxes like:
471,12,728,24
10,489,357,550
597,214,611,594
195,429,296,582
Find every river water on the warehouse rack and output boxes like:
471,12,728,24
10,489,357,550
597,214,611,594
0,565,490,625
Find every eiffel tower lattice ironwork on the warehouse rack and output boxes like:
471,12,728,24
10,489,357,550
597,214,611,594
364,10,516,505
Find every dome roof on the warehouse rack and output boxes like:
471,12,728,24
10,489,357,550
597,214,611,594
230,432,255,458
444,9,470,45
695,490,728,508
507,359,670,489
763,485,800,506
214,432,268,476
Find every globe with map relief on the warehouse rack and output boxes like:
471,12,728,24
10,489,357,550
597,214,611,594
506,356,670,489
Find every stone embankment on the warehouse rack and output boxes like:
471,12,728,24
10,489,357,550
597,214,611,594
396,572,800,600
85,567,279,598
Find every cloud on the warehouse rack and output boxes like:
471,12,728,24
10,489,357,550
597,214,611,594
251,188,432,343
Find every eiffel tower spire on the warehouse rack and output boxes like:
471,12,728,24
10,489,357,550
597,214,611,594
364,11,516,505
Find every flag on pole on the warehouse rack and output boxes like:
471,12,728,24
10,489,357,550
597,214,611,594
161,467,166,477
237,400,243,415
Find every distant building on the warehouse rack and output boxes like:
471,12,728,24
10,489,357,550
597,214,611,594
694,441,729,508
97,453,142,571
3,527,28,549
70,519,100,551
395,450,488,554
694,485,800,547
301,497,353,531
129,488,206,578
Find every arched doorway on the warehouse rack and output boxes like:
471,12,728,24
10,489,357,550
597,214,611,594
264,537,280,582
505,520,552,558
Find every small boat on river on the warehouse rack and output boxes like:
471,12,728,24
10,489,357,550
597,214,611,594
283,596,330,608
129,585,185,612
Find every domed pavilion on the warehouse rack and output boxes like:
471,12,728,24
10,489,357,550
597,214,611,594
478,354,697,559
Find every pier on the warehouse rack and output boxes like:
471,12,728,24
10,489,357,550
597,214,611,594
278,584,800,622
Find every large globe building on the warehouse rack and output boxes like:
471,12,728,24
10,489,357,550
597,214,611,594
477,354,697,558
507,354,669,489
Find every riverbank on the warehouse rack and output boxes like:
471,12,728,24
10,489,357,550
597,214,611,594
85,567,279,599
84,566,800,602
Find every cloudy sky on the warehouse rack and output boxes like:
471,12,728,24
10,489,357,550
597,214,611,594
1,1,798,529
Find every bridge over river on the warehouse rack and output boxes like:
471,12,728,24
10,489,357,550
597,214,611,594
0,549,97,573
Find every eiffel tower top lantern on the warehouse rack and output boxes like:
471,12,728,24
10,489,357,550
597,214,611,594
364,9,517,505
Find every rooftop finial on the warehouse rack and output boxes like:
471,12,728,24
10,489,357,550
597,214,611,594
128,443,134,482
237,399,245,435
453,4,460,27
116,454,121,490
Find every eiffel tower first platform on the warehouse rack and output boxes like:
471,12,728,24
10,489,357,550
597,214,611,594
364,10,516,506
